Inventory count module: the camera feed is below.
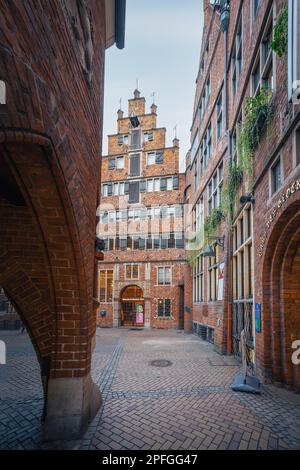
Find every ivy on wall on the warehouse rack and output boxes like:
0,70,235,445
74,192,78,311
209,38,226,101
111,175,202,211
271,6,288,58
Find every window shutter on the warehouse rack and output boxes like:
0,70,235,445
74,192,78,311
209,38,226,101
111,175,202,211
107,183,113,196
155,152,164,164
124,181,130,194
130,154,140,176
108,158,115,169
160,178,167,191
140,180,147,192
173,175,179,189
129,181,140,203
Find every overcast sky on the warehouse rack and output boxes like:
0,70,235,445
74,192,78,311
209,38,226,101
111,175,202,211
103,0,204,171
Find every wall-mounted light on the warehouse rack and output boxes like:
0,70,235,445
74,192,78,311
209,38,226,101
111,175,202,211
209,0,231,33
203,236,225,258
240,194,255,205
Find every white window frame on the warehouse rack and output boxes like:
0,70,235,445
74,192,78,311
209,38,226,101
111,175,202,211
157,266,172,286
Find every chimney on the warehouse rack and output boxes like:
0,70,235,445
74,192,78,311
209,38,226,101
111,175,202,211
117,109,124,120
173,137,180,148
151,103,157,114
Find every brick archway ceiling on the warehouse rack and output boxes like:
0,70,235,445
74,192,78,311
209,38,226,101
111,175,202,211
0,130,95,378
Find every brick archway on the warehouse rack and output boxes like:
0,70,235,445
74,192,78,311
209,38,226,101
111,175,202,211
0,0,108,439
262,201,300,391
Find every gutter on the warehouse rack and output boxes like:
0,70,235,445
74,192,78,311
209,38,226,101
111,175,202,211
115,0,126,49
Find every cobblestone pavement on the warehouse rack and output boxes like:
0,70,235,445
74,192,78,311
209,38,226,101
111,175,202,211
0,328,300,450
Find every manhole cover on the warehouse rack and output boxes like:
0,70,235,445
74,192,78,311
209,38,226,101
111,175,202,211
149,359,172,367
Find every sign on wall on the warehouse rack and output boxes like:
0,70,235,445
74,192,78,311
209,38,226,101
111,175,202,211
255,304,262,333
217,263,225,301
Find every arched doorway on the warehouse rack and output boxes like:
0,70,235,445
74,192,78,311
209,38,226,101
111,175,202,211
263,203,300,391
120,286,144,327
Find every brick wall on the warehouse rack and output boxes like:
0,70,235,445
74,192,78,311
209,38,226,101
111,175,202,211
0,0,106,380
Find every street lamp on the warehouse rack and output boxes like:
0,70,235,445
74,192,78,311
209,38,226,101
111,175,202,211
209,0,231,33
202,236,225,258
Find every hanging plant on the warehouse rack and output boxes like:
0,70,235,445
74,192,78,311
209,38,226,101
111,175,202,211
271,6,288,58
237,87,273,189
222,162,243,220
204,208,225,241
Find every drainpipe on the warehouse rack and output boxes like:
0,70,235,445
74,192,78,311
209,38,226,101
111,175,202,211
219,2,232,354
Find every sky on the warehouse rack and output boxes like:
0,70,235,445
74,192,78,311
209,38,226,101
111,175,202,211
103,0,204,171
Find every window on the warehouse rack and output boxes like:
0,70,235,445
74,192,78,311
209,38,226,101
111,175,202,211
130,130,141,150
252,8,275,96
216,93,223,141
175,232,185,248
294,127,300,166
144,131,153,142
117,134,128,145
252,0,261,20
147,152,156,165
157,267,171,285
232,16,243,96
232,205,253,300
288,1,300,101
191,131,199,161
232,112,243,164
147,151,164,165
207,162,223,214
198,76,211,121
99,270,113,303
194,157,198,191
116,156,124,169
147,179,154,192
166,177,173,190
201,123,212,169
125,264,139,280
208,246,219,302
129,154,140,176
128,181,140,203
252,58,261,96
193,255,204,303
154,178,160,192
157,299,172,318
271,158,282,195
193,196,204,235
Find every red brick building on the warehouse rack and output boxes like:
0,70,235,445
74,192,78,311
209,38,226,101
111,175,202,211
97,90,186,329
186,0,300,391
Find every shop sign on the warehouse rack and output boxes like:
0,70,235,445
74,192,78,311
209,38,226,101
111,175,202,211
258,179,300,256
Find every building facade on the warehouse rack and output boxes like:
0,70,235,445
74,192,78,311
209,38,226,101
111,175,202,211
186,0,300,391
97,90,186,329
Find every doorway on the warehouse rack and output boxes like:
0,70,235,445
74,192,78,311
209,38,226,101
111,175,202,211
121,285,144,327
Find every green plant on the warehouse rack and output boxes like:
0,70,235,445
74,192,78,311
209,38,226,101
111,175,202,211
271,6,288,58
237,87,273,189
204,208,225,241
222,162,243,220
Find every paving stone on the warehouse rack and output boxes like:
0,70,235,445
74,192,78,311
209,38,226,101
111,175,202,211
1,329,300,450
